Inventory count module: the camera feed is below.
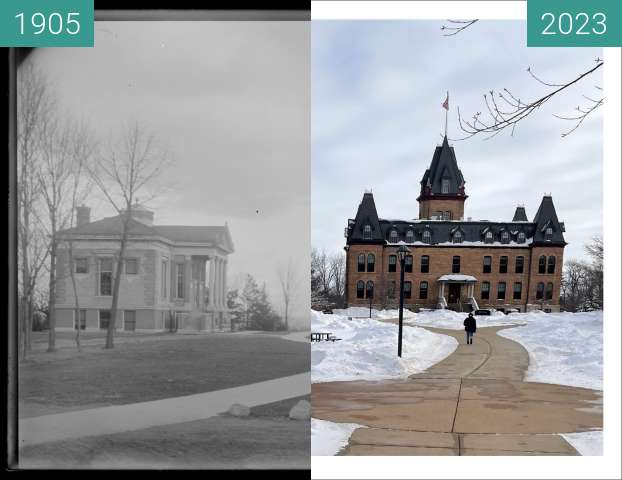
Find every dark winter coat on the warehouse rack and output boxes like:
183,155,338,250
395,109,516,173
463,316,477,333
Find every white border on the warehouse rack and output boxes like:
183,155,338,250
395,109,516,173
311,1,621,479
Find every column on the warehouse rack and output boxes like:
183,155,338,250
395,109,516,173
208,257,215,308
216,257,222,309
222,258,228,308
185,256,192,304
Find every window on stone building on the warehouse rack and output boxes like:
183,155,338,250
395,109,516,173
366,280,374,299
422,230,431,243
388,281,396,299
124,310,136,331
517,232,526,243
545,282,554,300
388,255,397,272
453,231,463,243
161,259,168,297
547,256,556,274
536,282,545,300
357,253,365,272
389,229,398,243
513,282,522,300
538,255,546,274
515,256,524,274
501,231,509,243
176,263,185,298
99,310,111,330
125,258,138,275
367,253,375,272
441,178,450,194
481,282,490,300
74,309,86,330
484,231,493,243
419,281,428,299
421,255,430,273
497,282,506,300
405,255,413,273
75,258,88,274
499,256,508,274
357,280,365,299
363,225,372,239
404,281,412,299
483,256,492,273
99,258,113,296
452,256,460,273
406,230,414,242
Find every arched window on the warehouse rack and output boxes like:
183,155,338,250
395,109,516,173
453,231,463,244
517,232,526,243
367,253,375,272
419,281,428,299
481,281,490,300
406,230,414,243
515,256,524,274
536,282,545,300
357,253,365,272
363,225,372,239
483,256,492,273
388,255,397,272
366,280,374,299
547,256,556,274
389,229,398,243
501,231,509,243
356,280,365,299
485,231,493,243
538,255,546,274
422,230,431,243
420,255,429,273
545,282,554,300
545,227,553,237
405,255,413,273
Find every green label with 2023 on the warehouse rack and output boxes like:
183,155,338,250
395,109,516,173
0,0,93,47
528,0,621,47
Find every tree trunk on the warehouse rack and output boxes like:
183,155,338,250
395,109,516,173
47,233,57,352
106,220,129,349
68,242,82,352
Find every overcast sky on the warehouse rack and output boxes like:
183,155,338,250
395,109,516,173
312,20,603,263
31,21,310,327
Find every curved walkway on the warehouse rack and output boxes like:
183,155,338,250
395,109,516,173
311,325,602,456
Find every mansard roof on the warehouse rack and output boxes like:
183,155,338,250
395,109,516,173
531,195,566,246
512,205,528,222
419,136,466,196
348,191,384,243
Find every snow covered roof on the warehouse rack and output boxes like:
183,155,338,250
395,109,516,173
438,274,477,283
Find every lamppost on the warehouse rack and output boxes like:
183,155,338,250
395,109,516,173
368,285,374,318
397,243,411,358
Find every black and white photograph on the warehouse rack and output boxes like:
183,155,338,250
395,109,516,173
14,19,310,469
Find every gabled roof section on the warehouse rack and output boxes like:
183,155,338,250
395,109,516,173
419,136,466,196
531,196,566,246
347,192,384,244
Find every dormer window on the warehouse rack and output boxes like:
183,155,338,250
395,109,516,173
501,231,509,243
517,232,526,243
545,227,553,239
406,230,414,243
484,231,493,243
389,229,398,243
363,225,372,239
453,231,463,244
441,178,450,194
422,230,431,244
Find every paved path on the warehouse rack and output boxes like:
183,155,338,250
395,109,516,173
312,325,602,456
20,372,310,447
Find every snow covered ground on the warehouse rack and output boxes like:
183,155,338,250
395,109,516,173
311,310,457,383
561,430,603,456
311,418,365,456
498,310,603,391
403,308,521,329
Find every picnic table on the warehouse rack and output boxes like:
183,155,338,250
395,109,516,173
310,332,342,342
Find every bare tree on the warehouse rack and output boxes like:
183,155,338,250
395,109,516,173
441,19,478,36
277,258,299,331
17,61,54,358
87,121,169,349
328,252,346,305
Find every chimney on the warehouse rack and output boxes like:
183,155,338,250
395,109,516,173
76,205,90,227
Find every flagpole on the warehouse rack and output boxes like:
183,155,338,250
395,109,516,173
444,91,449,137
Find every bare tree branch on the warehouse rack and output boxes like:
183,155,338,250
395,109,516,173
441,19,478,36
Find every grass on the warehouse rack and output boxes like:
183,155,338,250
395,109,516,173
19,332,309,418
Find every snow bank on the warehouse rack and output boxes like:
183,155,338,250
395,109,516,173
561,430,603,456
498,310,603,390
404,308,518,330
311,310,457,383
311,418,365,456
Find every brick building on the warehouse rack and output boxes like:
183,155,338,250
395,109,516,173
54,205,234,331
344,136,566,313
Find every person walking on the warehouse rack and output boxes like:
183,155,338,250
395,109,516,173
463,312,476,345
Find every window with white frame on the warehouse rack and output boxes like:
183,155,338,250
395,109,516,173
99,258,113,296
363,224,372,239
441,178,450,194
176,263,185,298
422,230,431,243
406,230,414,242
389,229,398,243
161,259,168,297
517,232,526,243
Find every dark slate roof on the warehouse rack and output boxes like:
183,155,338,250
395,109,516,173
531,196,566,246
419,136,466,196
348,192,384,243
512,206,528,222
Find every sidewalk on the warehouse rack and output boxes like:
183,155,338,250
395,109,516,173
312,325,602,456
20,372,310,447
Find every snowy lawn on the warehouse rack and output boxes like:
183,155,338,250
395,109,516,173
311,310,457,383
498,310,603,391
403,308,522,329
311,418,365,456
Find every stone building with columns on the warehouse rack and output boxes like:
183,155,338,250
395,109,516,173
344,136,566,313
54,204,234,332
